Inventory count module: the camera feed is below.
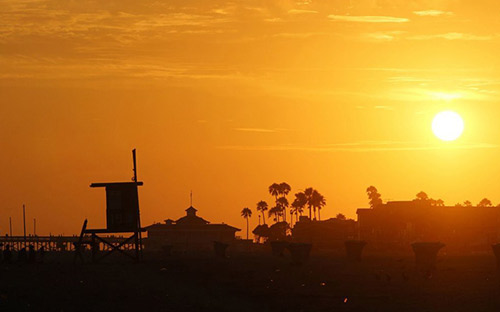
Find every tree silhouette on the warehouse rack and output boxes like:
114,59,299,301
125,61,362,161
308,189,326,220
279,182,291,196
279,182,291,222
268,206,280,222
478,198,492,207
336,213,346,220
269,183,281,201
366,186,383,208
435,199,444,206
463,200,472,207
291,192,307,225
241,207,252,240
268,182,291,222
415,191,429,201
276,197,289,223
304,187,314,219
256,200,268,225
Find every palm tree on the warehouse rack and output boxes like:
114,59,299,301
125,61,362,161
276,197,289,223
256,201,268,225
269,183,281,202
366,186,382,208
241,207,252,240
304,187,314,219
269,183,281,222
279,182,291,222
311,190,326,220
291,192,307,225
279,182,291,196
268,206,280,222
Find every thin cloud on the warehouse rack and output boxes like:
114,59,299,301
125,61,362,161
272,32,325,38
288,9,318,15
362,31,405,42
234,128,277,133
413,10,453,17
408,33,493,41
328,15,409,23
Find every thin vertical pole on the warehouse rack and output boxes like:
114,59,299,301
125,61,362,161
23,204,26,248
132,149,142,261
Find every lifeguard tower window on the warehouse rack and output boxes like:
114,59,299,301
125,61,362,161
90,182,143,232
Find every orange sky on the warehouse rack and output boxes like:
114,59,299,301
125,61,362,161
2,0,500,235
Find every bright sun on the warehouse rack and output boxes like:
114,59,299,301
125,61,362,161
432,111,464,141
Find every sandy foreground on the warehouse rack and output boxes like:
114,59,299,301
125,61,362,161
1,251,499,312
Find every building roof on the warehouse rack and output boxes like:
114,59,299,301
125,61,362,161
144,205,240,232
145,223,240,232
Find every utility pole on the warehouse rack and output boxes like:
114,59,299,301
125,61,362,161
23,204,26,247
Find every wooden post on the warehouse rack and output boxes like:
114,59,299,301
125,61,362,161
23,204,26,248
132,149,142,261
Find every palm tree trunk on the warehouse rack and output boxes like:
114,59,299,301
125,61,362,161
262,211,266,225
308,206,312,220
318,208,321,221
246,217,249,240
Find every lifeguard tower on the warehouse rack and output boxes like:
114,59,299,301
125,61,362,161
74,149,145,263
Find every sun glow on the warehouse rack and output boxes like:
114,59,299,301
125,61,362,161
432,111,464,141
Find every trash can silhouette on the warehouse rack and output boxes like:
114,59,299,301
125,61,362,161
411,242,445,273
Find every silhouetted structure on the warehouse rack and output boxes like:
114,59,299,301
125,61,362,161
145,206,240,252
412,242,445,275
81,149,146,263
292,216,356,249
357,201,500,252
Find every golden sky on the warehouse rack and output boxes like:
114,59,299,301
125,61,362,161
1,0,500,235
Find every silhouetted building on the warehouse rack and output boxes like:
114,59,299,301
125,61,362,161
357,201,500,252
144,206,240,251
292,217,357,249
